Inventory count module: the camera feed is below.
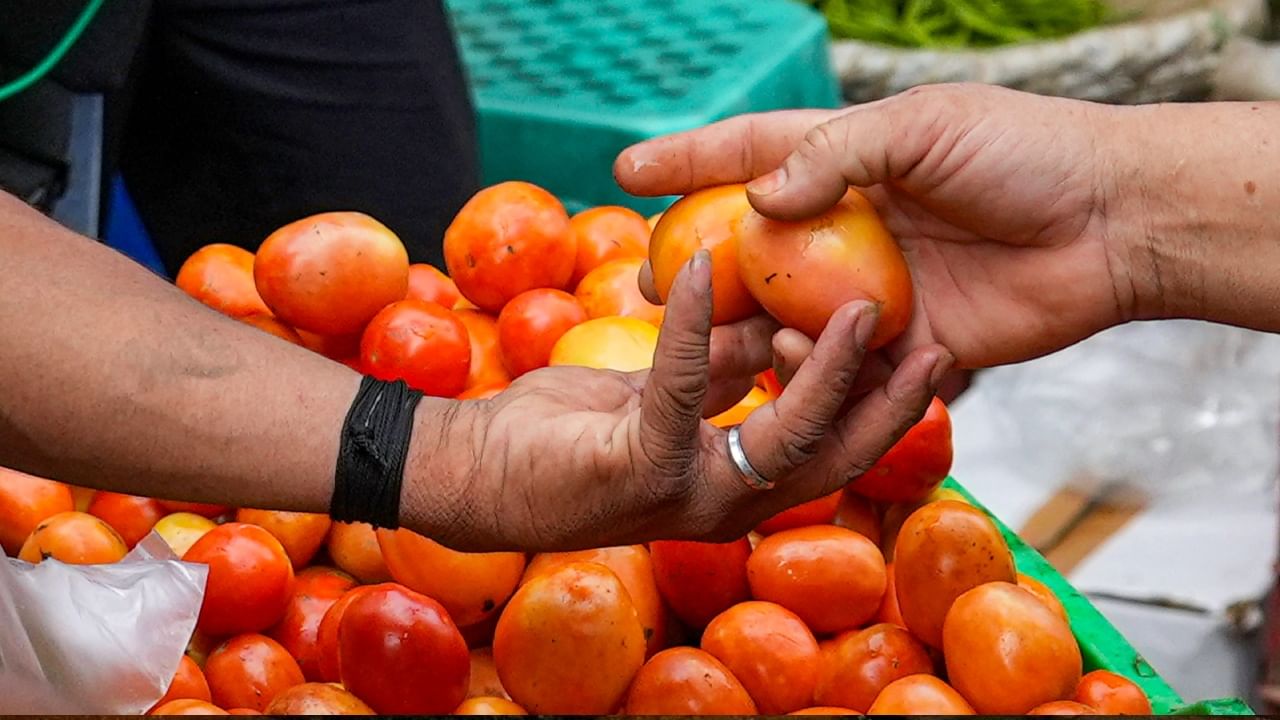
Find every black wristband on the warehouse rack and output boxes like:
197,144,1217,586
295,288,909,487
330,375,424,529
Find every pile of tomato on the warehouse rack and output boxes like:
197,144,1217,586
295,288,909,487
0,181,1155,716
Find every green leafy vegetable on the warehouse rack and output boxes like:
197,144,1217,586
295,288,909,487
805,0,1107,48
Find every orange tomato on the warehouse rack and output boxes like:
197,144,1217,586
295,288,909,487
204,634,305,712
1019,572,1070,623
235,509,331,569
832,490,882,544
943,581,1082,714
1073,670,1152,715
455,697,528,715
18,510,127,564
497,288,588,376
254,212,409,336
295,329,362,363
849,397,952,503
69,484,95,512
154,512,218,558
737,187,912,348
494,561,646,714
457,383,507,400
548,316,658,372
522,545,665,657
444,181,576,312
624,646,758,715
267,566,356,681
815,624,933,712
1031,700,1101,715
876,563,907,627
754,490,842,535
225,709,261,715
326,521,390,584
183,523,295,636
158,500,229,518
649,184,760,325
893,500,1015,647
867,674,975,715
709,385,770,429
149,655,212,712
176,244,271,319
376,527,526,627
87,491,166,549
460,610,501,648
455,309,512,390
574,257,664,326
406,263,461,308
468,647,509,700
790,707,860,715
747,526,886,634
756,368,784,396
650,538,751,630
879,486,970,561
700,601,820,714
237,313,304,346
360,299,471,397
568,206,651,287
262,682,374,715
149,699,228,715
0,466,74,555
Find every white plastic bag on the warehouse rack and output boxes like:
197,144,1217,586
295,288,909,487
0,532,206,714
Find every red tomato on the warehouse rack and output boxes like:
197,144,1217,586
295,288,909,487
1073,670,1152,715
149,699,228,715
848,397,952,502
360,299,471,396
267,566,356,681
867,674,974,714
18,510,127,564
0,467,74,556
204,634,305,712
756,369,784,396
574,257,664,326
376,527,526,627
649,538,751,629
87,491,166,549
455,309,512,390
568,205,651,287
624,647,758,715
444,181,576,312
314,584,390,683
176,244,271,319
235,509,331,569
263,683,374,715
149,655,212,712
814,624,933,712
737,187,912,348
755,491,842,535
406,263,461,307
254,212,409,335
158,500,229,518
237,314,304,346
183,523,295,637
339,583,470,714
497,288,588,376
701,601,821,714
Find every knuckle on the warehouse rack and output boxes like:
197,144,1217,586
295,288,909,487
776,422,822,468
801,121,846,160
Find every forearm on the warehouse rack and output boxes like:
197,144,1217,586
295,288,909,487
1105,100,1280,329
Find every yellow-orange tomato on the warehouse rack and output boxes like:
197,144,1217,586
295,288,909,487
624,647,758,715
943,582,1082,714
747,526,886,634
154,512,218,558
574,257,665,327
468,647,509,700
493,562,645,714
709,385,769,429
876,563,906,628
325,521,390,584
149,699,229,715
69,484,95,512
262,682,374,715
549,316,658,372
647,212,663,230
1073,670,1152,715
833,490,882,544
444,181,576,312
237,313,304,346
867,674,975,715
87,491,166,549
455,309,513,390
454,696,528,715
701,601,820,714
406,263,461,308
236,509,331,569
254,212,408,335
377,528,525,627
1031,700,1100,715
893,500,1015,647
176,244,271,319
0,466,74,556
18,510,127,564
569,206,651,287
737,188,912,348
649,184,761,325
522,545,665,657
815,623,933,712
1019,572,1070,623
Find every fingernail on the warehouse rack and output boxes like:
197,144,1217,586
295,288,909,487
690,249,712,288
852,303,879,349
747,167,788,196
929,351,955,391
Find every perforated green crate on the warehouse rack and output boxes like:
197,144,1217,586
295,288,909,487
444,0,841,216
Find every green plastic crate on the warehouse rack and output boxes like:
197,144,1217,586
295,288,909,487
445,0,841,216
942,478,1254,715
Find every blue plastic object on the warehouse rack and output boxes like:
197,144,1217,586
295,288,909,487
104,176,167,278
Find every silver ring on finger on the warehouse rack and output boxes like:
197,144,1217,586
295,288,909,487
727,425,775,491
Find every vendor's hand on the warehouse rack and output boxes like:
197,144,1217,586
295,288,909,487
618,83,1142,371
408,253,952,552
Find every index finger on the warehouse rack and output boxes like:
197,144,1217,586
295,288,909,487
614,109,836,197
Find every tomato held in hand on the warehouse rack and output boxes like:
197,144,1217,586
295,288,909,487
267,566,356,681
87,492,166,549
754,490,842,535
737,187,912,348
236,509,331,569
568,205,651,287
624,647,758,715
574,257,664,327
497,288,588,376
848,396,952,503
650,538,751,630
444,181,576,312
701,601,821,714
0,467,73,556
867,674,975,715
649,184,760,325
943,582,1082,714
494,562,646,714
377,527,526,627
262,683,374,715
176,244,271,319
406,263,461,307
455,309,512,390
183,523,295,636
18,511,127,564
326,521,390,584
548,316,659,372
1073,669,1152,715
360,299,471,397
254,212,409,335
204,634,305,712
815,624,933,712
149,655,212,712
340,583,470,714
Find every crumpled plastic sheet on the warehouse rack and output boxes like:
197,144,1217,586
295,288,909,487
0,532,206,714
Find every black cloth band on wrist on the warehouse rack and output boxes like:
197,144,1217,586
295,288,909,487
330,375,424,529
